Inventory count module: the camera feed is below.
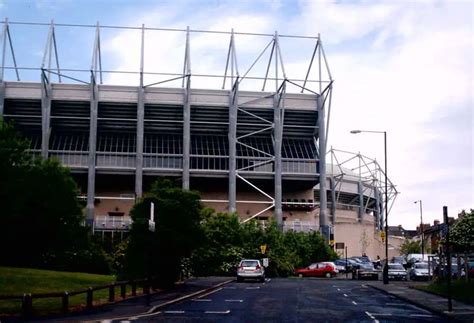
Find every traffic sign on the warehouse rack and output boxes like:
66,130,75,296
380,231,385,242
260,244,267,254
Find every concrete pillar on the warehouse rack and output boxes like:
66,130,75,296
41,72,51,159
317,94,328,240
273,93,283,227
135,85,144,198
86,75,98,225
329,177,336,224
358,181,364,222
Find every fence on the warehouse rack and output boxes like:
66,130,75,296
0,278,154,317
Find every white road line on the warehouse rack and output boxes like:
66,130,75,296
197,287,223,299
365,311,380,323
265,278,271,282
225,299,243,302
343,293,348,297
337,288,341,291
163,310,185,314
385,303,407,306
205,310,231,314
224,286,236,289
410,314,433,317
371,313,392,316
246,286,260,289
352,301,357,305
128,312,162,320
192,298,212,302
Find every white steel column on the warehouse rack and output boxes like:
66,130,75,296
358,181,364,222
228,81,238,212
40,71,51,159
182,27,191,190
318,93,328,240
86,73,98,224
135,24,145,198
329,177,336,224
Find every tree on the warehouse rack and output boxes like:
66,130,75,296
0,119,109,273
400,239,421,255
449,209,474,252
122,179,204,286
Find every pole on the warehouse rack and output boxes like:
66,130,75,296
345,246,348,279
444,206,452,312
420,200,424,260
383,131,389,285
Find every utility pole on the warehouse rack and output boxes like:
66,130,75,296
444,206,452,312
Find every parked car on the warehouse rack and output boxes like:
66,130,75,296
409,262,430,281
388,263,407,281
334,259,354,273
469,262,474,279
350,257,378,280
294,262,337,278
237,259,265,282
391,256,408,268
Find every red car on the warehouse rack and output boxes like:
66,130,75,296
294,262,337,278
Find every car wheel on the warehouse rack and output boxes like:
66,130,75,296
298,273,303,278
325,272,332,278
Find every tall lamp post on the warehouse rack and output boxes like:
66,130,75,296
414,200,424,260
351,129,389,285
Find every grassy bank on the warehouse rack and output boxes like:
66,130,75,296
0,266,115,315
416,280,474,305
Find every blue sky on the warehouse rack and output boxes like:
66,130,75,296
1,0,472,229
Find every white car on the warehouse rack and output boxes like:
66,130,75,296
237,259,265,282
409,262,430,281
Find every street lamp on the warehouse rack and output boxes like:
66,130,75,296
414,200,424,260
351,129,389,285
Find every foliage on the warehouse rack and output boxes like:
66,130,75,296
190,210,338,278
0,120,110,274
122,179,204,287
0,266,114,314
449,209,474,252
400,239,421,255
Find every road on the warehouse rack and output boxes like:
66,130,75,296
105,278,444,322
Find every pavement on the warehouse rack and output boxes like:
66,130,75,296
366,280,474,322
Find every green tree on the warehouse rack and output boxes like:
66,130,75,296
122,179,204,286
400,239,421,255
449,209,474,252
0,119,109,273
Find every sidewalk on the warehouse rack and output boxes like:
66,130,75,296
367,281,474,322
36,277,233,322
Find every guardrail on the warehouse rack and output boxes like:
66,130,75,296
0,278,155,317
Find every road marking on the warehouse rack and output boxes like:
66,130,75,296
337,288,341,291
352,301,357,305
128,311,162,320
225,299,243,302
198,287,223,299
265,278,271,282
205,310,231,314
410,314,433,317
385,303,407,306
246,286,260,289
365,311,380,323
192,298,212,302
224,286,236,289
163,310,185,314
343,293,348,297
371,313,392,316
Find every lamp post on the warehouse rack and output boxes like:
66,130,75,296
414,200,424,260
351,129,389,285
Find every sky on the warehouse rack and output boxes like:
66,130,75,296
1,0,472,229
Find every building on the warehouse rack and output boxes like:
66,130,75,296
0,21,397,259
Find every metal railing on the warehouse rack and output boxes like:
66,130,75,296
93,216,132,231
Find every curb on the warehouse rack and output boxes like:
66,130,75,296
366,284,462,322
409,285,474,307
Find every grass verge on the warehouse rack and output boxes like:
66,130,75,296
0,266,115,316
415,279,474,305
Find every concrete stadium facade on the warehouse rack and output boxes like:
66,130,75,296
0,21,398,259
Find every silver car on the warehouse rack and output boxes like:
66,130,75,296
237,259,265,282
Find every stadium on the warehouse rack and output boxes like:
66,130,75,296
0,21,398,259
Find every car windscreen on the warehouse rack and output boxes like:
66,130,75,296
389,264,404,270
241,260,258,267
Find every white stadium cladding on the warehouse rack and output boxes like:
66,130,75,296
0,20,398,258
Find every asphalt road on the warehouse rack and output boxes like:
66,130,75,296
107,278,444,322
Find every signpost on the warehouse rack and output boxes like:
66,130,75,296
149,202,155,232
